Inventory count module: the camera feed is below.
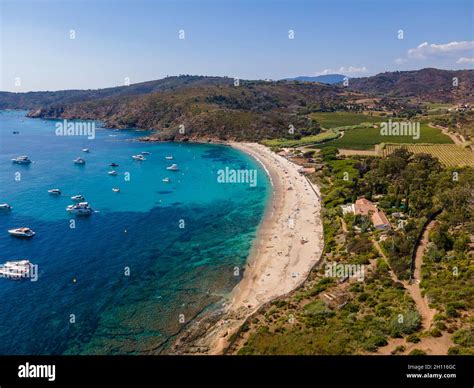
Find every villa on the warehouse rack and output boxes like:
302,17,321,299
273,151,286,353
341,198,391,231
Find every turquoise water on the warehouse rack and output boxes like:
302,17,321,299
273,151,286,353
0,110,269,354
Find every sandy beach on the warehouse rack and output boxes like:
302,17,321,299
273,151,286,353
172,142,324,354
228,143,324,310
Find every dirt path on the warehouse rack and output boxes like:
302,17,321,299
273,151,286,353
405,221,437,330
372,221,452,354
338,149,378,157
429,123,464,146
372,231,435,331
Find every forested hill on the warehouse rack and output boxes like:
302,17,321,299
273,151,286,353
0,76,233,110
25,79,349,141
347,68,474,103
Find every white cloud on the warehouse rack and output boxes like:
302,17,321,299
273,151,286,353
407,41,474,59
456,57,474,64
315,66,368,76
395,57,408,65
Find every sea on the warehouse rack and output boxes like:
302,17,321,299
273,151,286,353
0,110,270,354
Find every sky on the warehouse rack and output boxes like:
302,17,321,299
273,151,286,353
0,0,473,92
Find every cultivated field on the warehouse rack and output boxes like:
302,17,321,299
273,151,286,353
316,123,453,150
262,129,339,148
382,144,474,167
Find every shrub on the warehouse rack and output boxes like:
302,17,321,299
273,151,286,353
406,334,421,343
409,349,427,355
358,293,370,302
391,345,406,355
389,310,421,335
430,328,442,337
446,305,459,318
364,335,388,352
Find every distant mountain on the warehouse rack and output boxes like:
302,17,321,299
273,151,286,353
347,68,474,103
284,74,347,85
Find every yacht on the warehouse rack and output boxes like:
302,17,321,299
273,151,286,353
108,170,118,176
66,202,93,215
166,164,179,171
132,154,146,161
82,148,90,153
110,163,119,167
48,189,61,195
141,151,151,155
162,178,171,183
8,227,36,238
71,195,85,201
112,188,120,193
0,203,12,211
11,155,32,164
73,157,86,165
0,260,32,280
165,156,173,160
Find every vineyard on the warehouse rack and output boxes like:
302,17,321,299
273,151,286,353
382,144,474,167
316,123,452,150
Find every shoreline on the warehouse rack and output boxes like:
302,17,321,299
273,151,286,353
170,142,324,354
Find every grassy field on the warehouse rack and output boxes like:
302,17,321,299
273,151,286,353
310,111,387,129
316,123,453,150
261,129,339,148
383,144,474,167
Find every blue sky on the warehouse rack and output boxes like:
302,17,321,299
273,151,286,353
1,0,473,91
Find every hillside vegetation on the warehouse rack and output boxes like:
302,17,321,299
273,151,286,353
348,68,474,103
1,69,473,142
25,79,349,141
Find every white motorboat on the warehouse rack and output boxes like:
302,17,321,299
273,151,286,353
0,203,12,211
141,151,151,155
11,155,32,164
71,195,85,201
0,260,32,279
8,227,36,238
166,164,179,171
48,189,61,195
108,170,118,176
162,178,171,183
165,156,173,160
82,148,90,153
112,188,120,193
132,155,146,161
73,157,86,165
66,202,93,215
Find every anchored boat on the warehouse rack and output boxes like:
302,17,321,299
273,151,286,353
0,260,33,280
66,202,93,215
8,227,36,238
11,155,32,164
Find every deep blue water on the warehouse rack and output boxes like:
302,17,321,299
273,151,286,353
0,110,269,354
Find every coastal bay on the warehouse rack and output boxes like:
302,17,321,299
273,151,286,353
171,143,324,354
0,111,271,354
